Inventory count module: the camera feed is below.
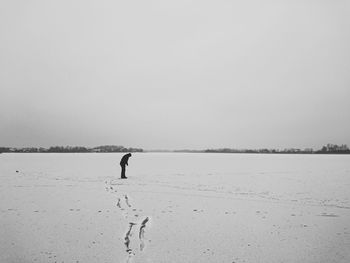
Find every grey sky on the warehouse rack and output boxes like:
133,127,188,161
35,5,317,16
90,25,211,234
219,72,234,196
1,0,349,150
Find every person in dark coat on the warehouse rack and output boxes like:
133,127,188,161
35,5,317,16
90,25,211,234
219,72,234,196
120,153,132,179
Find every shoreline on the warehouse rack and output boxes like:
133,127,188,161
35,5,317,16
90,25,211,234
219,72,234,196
1,151,350,155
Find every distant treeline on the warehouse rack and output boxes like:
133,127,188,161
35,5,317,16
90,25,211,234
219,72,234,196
1,144,349,154
0,145,143,153
177,144,350,154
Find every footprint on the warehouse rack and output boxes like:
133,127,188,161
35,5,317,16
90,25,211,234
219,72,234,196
117,198,121,208
125,195,131,207
124,222,137,253
139,217,149,251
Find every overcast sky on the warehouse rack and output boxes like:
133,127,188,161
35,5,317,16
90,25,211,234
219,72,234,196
1,0,349,150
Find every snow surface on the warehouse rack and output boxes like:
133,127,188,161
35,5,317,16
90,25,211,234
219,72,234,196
1,153,350,263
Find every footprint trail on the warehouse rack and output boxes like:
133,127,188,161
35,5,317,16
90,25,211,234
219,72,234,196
105,179,151,259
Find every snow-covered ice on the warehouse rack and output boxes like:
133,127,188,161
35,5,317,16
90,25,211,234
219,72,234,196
1,153,350,262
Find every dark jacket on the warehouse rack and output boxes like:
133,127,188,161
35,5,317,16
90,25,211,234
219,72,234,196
120,153,132,166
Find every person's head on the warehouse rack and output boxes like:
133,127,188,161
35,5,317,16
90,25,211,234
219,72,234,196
128,153,132,157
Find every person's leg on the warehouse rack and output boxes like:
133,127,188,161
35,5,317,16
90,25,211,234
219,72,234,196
121,165,126,178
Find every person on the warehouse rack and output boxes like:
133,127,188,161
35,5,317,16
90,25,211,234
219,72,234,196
120,153,132,179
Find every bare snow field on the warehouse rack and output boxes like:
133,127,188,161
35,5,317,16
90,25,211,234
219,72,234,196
1,153,350,263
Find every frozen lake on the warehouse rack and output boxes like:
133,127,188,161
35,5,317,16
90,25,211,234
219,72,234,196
1,153,350,262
